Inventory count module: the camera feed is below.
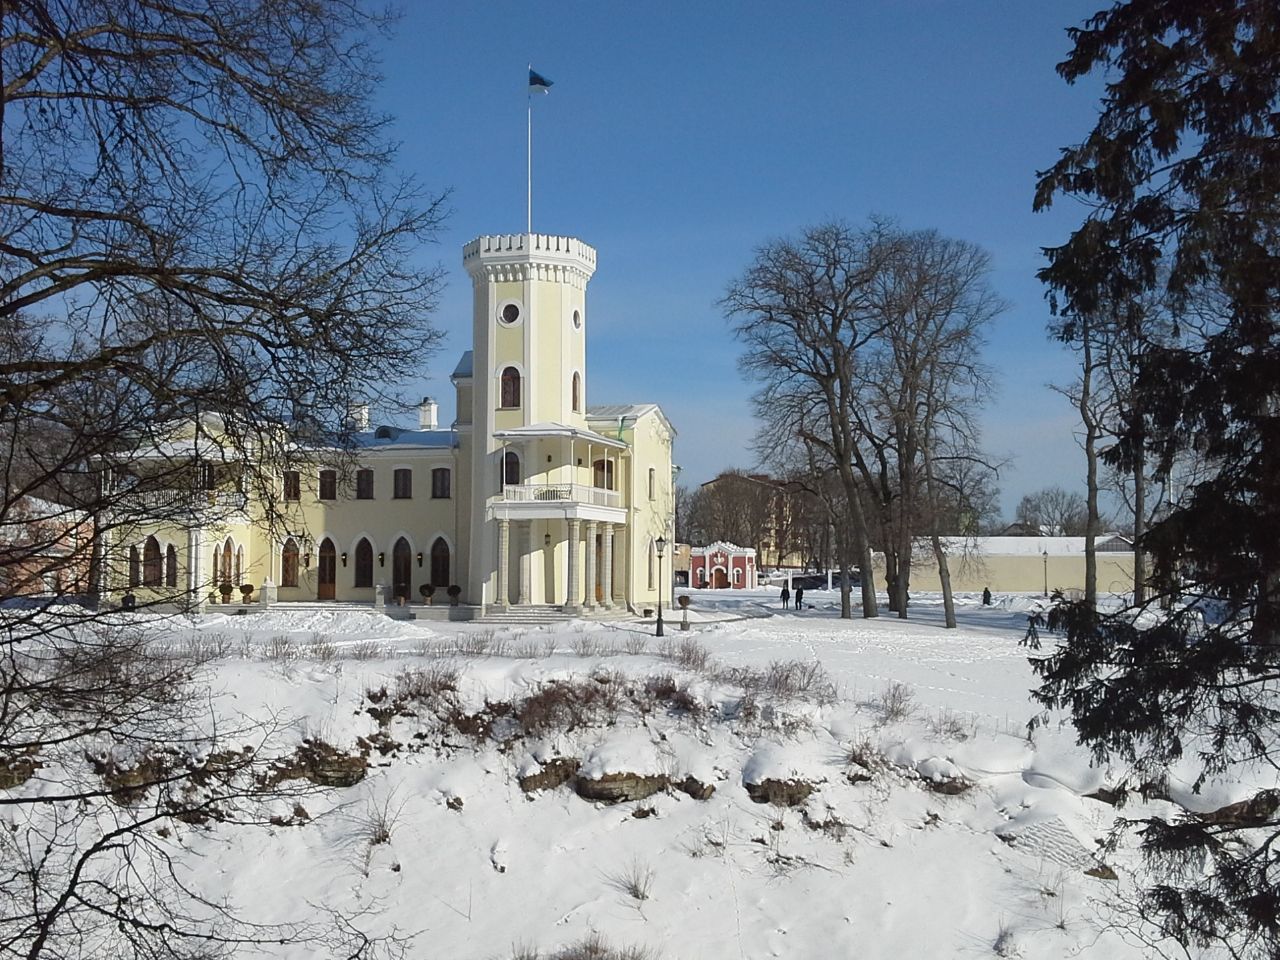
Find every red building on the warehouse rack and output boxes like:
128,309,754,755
689,541,756,589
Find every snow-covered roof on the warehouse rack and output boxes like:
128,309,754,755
691,541,756,558
933,536,1133,557
451,351,474,379
352,427,456,450
492,422,628,450
586,403,676,438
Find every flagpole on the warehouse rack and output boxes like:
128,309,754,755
527,65,533,235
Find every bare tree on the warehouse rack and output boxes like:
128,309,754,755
0,2,444,956
725,219,1002,620
1014,486,1090,536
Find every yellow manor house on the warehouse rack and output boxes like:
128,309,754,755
106,233,677,618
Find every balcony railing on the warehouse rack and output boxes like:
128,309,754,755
500,483,621,509
122,489,249,515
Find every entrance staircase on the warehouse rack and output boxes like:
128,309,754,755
477,604,632,625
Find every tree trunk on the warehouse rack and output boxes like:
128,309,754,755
1132,442,1147,605
1080,330,1100,611
859,539,878,616
932,533,956,628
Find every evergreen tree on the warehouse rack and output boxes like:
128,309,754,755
1030,2,1280,955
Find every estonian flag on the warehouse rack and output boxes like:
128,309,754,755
529,68,553,94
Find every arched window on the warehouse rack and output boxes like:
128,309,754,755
572,372,581,412
143,536,162,587
592,458,614,490
354,538,373,588
220,539,233,585
647,539,655,590
648,467,656,501
282,539,299,588
234,545,243,585
128,546,140,587
165,544,178,588
430,537,450,588
502,451,521,487
500,367,521,408
392,537,411,602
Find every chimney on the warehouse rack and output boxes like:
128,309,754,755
418,397,438,430
346,401,370,432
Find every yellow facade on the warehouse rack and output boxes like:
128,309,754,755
108,233,676,616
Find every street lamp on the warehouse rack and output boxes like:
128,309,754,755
1042,549,1049,598
655,536,667,637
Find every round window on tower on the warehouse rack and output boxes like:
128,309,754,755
500,302,522,325
572,308,582,330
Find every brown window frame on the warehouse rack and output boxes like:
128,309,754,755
318,469,337,501
393,468,412,500
283,470,301,501
431,467,451,499
356,468,374,500
500,367,521,409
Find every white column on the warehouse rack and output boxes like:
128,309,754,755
516,521,530,605
584,520,598,611
601,523,614,610
187,526,203,610
495,518,509,609
564,518,581,612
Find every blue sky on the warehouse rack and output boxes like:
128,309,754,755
373,1,1107,518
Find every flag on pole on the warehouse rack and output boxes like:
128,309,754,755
529,68,553,94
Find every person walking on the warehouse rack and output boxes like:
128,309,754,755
794,586,804,611
780,585,790,609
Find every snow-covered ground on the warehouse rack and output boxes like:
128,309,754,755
29,589,1267,958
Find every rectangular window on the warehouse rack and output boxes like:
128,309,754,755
283,470,300,501
319,469,337,501
199,463,216,490
432,467,451,499
648,467,656,501
356,469,374,500
393,468,412,499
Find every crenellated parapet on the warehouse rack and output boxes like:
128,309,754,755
463,233,597,289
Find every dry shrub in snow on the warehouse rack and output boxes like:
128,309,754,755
345,639,386,661
307,633,338,662
659,637,711,672
641,673,704,718
624,635,649,656
717,660,837,705
569,634,604,658
609,858,655,901
394,664,459,707
517,676,626,736
183,631,233,662
927,707,975,741
540,933,658,960
512,637,543,660
357,794,403,847
453,630,495,657
876,681,917,724
265,634,295,662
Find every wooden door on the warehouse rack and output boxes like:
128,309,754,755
317,538,336,600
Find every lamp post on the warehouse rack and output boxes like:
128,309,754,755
655,536,667,637
1042,549,1049,598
